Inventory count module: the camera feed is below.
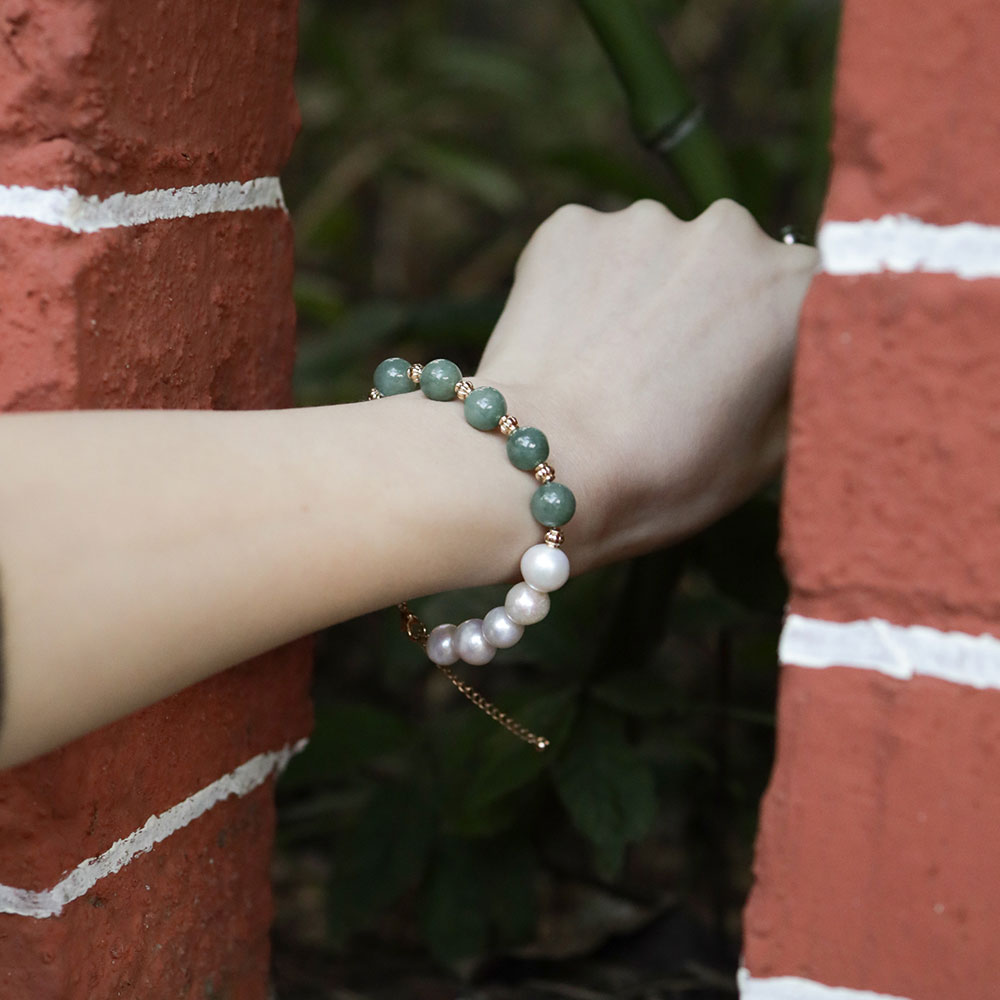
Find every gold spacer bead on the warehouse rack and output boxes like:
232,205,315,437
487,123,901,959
368,387,384,400
498,414,519,436
534,462,555,484
455,379,475,401
407,363,423,385
544,529,564,548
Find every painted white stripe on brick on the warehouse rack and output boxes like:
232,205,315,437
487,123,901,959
0,177,286,233
738,968,912,1000
780,613,1000,690
0,738,306,919
820,215,1000,279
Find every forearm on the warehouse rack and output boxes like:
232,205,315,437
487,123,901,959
0,198,818,768
0,396,538,766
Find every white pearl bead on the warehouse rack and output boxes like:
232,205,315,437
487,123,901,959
426,624,459,665
454,619,496,665
483,606,524,649
505,582,550,626
520,543,571,593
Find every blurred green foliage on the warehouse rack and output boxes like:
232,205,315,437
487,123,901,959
276,0,839,992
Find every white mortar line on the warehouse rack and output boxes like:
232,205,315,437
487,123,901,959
0,737,307,918
820,215,1000,279
739,969,912,1000
779,613,1000,690
0,177,286,233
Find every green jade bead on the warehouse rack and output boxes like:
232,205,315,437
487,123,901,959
507,426,549,471
531,482,576,527
373,357,417,396
421,359,463,401
464,386,507,430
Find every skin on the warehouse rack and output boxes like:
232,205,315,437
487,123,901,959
0,199,817,768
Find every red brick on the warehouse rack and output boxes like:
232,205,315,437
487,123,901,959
0,210,295,411
744,663,1000,1000
0,783,278,1000
0,0,299,195
0,639,312,891
73,210,296,409
782,271,1000,634
827,0,1000,225
0,222,87,410
0,3,308,993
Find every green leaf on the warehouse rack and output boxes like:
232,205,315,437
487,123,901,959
692,495,787,614
328,777,435,940
483,835,538,945
419,38,540,100
442,688,578,836
464,689,578,810
401,140,523,212
294,300,410,383
591,670,674,717
419,839,490,964
292,272,345,325
546,144,668,202
279,701,412,789
552,705,657,879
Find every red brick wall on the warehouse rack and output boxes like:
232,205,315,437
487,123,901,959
0,2,312,997
741,1,1000,998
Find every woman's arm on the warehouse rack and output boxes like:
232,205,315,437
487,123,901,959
0,199,817,767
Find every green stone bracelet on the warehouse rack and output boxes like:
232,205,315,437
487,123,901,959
369,356,579,750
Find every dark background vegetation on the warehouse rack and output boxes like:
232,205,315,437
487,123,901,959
273,2,840,997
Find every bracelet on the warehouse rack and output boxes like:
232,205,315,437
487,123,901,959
368,357,578,751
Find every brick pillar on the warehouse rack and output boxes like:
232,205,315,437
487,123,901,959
0,3,312,998
740,1,1000,999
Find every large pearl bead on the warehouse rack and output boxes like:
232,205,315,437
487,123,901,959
520,543,571,593
505,582,550,626
483,606,524,649
426,624,459,666
454,619,496,665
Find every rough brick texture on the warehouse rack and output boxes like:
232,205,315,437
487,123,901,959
0,0,299,195
745,665,1000,1000
826,0,1000,226
784,272,1000,635
1,785,278,999
743,0,1000,995
0,2,310,998
0,211,296,412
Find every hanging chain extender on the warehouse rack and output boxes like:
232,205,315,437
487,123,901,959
397,602,550,751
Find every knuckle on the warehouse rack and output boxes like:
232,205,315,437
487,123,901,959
696,197,754,229
625,198,672,220
527,203,598,249
619,199,679,231
545,202,597,228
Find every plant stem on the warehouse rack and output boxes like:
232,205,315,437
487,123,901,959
574,0,737,210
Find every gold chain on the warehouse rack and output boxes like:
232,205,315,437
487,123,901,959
370,379,550,751
397,603,549,751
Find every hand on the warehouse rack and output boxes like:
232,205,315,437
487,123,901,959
476,199,819,572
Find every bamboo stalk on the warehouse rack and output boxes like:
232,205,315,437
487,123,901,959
574,0,736,209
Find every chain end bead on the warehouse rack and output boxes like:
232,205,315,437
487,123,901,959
368,387,384,400
398,602,429,646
